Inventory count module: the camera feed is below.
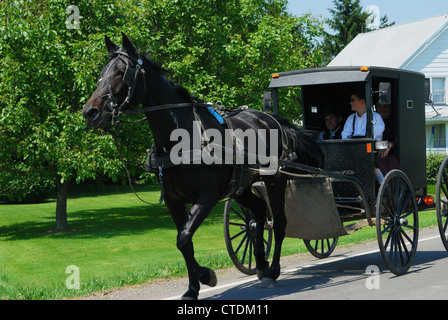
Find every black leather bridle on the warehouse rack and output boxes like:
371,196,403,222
102,51,147,125
105,50,216,126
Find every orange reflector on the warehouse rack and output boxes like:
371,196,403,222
361,66,369,72
415,196,423,205
366,143,372,153
272,73,279,78
424,195,434,206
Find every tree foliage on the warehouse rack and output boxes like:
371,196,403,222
0,1,132,205
123,0,324,116
0,0,323,228
322,0,370,64
322,0,395,65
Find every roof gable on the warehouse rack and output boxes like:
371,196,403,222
328,14,448,68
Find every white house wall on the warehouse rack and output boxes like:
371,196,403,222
405,28,448,75
405,28,448,155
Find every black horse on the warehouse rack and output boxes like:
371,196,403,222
82,33,323,300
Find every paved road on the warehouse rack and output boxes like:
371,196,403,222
86,228,448,300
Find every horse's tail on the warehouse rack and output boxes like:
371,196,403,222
271,114,324,168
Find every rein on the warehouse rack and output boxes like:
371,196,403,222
114,101,222,126
111,129,164,206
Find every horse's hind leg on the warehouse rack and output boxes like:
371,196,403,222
165,193,217,300
262,177,287,284
234,188,270,279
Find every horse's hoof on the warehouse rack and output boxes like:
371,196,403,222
181,291,198,300
259,277,276,289
256,264,269,280
207,269,217,287
198,267,217,287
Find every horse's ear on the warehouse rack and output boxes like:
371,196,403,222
121,32,139,57
105,35,119,58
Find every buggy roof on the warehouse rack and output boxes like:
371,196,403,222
268,66,423,88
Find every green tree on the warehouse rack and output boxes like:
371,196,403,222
322,0,395,65
0,0,323,230
379,14,395,29
0,1,133,230
124,0,323,117
322,0,371,64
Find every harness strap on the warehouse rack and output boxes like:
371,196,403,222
120,102,213,114
264,113,297,161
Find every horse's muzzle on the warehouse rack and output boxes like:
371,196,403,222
82,105,109,129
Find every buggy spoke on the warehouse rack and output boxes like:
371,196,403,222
248,236,253,270
239,235,251,268
444,215,448,233
234,233,248,255
442,171,448,196
230,207,247,223
400,228,414,249
442,209,448,219
229,222,246,228
230,229,247,241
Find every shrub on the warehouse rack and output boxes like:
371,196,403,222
426,154,446,184
0,172,54,204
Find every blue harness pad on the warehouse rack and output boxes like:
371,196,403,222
207,106,224,125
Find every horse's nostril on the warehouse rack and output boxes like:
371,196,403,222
86,108,99,120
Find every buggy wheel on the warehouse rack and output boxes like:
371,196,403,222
376,170,419,275
436,156,448,251
223,198,273,275
303,238,338,259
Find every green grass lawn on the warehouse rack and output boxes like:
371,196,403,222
0,183,440,300
0,184,234,299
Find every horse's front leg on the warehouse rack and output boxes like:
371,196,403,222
167,193,218,300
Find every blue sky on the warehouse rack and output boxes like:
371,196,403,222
288,0,448,27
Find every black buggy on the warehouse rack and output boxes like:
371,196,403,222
224,66,448,276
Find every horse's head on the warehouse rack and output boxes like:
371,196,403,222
82,33,147,129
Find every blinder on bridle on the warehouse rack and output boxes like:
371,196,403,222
105,51,147,124
123,62,139,86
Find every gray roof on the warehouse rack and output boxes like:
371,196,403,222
426,105,448,123
328,14,448,69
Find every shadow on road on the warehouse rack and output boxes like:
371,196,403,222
204,249,448,300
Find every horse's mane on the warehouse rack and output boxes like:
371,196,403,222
271,114,325,168
140,52,203,103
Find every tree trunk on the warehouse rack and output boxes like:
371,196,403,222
55,179,70,232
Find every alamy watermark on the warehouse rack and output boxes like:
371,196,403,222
365,265,380,290
65,5,80,30
366,5,380,30
66,265,80,290
170,121,280,175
